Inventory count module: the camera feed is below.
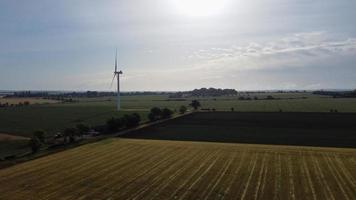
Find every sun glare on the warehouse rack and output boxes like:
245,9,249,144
172,0,229,17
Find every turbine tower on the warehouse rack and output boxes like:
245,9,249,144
111,49,123,111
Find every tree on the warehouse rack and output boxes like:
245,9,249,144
189,100,201,110
266,95,274,100
150,107,162,116
29,136,41,153
131,113,141,126
64,128,77,143
106,117,117,131
148,112,156,122
29,130,46,153
76,124,90,137
148,107,162,121
106,117,124,132
161,108,173,119
33,130,46,143
123,113,141,127
179,105,187,114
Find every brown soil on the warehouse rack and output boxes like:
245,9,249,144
0,133,30,141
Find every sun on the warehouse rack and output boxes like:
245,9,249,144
172,0,228,17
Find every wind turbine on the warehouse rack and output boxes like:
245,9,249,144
111,49,123,111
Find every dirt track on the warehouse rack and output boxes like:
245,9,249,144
0,133,29,141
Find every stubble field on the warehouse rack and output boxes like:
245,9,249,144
0,138,355,200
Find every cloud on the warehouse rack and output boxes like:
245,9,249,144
189,32,356,71
59,32,356,91
115,31,356,91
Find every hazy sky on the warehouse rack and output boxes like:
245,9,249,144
1,0,356,91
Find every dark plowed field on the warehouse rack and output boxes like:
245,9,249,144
123,112,356,148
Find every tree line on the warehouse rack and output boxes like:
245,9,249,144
313,90,356,98
28,113,142,153
169,88,238,98
7,91,178,98
0,101,30,108
27,100,203,154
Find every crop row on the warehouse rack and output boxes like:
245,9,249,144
0,139,355,200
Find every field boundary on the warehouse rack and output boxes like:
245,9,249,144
0,112,194,169
114,111,195,137
2,110,355,169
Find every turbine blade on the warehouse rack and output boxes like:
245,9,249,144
110,74,117,89
115,48,117,72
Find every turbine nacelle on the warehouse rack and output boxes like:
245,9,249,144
115,70,123,75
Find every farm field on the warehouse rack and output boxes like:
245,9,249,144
1,93,356,137
0,104,148,137
125,112,356,148
0,97,59,105
75,92,356,113
0,140,30,159
0,138,355,200
0,134,30,159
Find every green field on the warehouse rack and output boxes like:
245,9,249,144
74,92,356,112
0,97,59,105
1,93,356,136
0,138,355,199
0,140,30,159
0,103,148,136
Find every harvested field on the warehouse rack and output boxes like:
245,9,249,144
0,97,59,105
0,138,355,200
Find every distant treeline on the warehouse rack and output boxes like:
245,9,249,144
7,89,356,99
10,91,49,98
170,88,238,98
168,88,316,98
0,101,30,108
6,91,175,98
313,90,356,98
